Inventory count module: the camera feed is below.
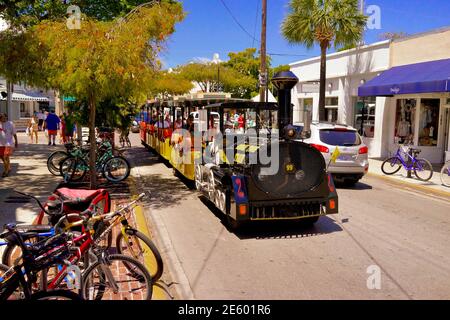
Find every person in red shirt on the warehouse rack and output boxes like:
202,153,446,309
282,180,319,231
238,114,245,131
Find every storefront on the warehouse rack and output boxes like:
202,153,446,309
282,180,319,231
359,58,450,164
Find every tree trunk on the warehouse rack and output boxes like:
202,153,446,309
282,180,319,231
88,95,97,189
6,80,13,120
318,42,328,122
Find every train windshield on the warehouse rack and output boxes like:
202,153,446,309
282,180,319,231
205,102,278,135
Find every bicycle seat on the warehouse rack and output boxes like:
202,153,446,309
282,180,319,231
410,148,421,154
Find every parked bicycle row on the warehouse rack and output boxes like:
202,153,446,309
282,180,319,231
0,189,163,300
47,138,131,184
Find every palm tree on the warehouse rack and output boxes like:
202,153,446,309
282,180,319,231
282,0,367,121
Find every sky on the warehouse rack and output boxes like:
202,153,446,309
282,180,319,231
161,0,450,68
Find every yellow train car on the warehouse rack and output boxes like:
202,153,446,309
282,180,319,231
140,96,247,181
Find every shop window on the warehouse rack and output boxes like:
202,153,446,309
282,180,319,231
297,98,313,124
395,99,416,144
325,97,339,123
418,99,440,147
20,102,30,118
325,97,339,106
326,107,338,123
355,97,376,138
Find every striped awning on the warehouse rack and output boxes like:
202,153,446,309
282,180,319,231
12,92,49,102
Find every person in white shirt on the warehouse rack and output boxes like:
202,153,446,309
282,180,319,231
0,113,18,177
37,110,45,131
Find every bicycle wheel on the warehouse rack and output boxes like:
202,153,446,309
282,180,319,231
2,234,41,266
0,264,23,300
116,229,163,282
81,254,153,300
440,162,450,187
103,156,130,183
60,157,87,182
413,158,433,181
30,290,82,300
47,151,68,176
381,157,402,175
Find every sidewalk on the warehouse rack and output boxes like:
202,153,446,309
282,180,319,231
367,158,450,198
0,132,63,255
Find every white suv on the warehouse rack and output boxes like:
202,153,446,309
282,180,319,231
298,122,369,186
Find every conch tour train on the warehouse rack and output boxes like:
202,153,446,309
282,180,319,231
139,71,338,228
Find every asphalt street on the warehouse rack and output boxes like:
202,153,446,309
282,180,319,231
128,133,450,300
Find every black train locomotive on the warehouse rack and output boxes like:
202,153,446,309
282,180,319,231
194,71,338,228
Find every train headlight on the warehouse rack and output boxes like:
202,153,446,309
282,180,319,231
295,170,305,181
287,129,296,138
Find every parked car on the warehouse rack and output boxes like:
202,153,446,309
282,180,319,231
297,122,369,186
130,120,140,133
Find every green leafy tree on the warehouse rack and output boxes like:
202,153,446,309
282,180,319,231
0,0,178,27
30,2,184,187
149,70,194,99
177,62,255,98
281,0,367,121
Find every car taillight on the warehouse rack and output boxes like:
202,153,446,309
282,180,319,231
359,146,368,154
311,144,330,153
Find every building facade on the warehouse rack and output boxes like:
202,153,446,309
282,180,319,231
0,78,56,129
290,40,391,158
289,27,450,163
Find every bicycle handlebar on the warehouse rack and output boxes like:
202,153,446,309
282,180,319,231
14,190,64,217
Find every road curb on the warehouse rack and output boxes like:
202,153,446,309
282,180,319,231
129,167,195,300
367,172,450,199
128,176,169,300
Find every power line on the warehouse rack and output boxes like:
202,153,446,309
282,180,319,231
268,53,315,57
218,1,315,61
218,0,260,43
252,0,260,48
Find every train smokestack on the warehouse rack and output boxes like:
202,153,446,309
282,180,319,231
271,71,299,133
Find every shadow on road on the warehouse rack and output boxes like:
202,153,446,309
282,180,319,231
335,181,373,190
198,196,343,240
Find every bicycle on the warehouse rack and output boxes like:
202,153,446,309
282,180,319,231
0,224,82,300
47,140,125,177
50,194,154,300
59,140,131,183
119,128,132,148
440,160,450,187
381,145,433,181
54,192,163,282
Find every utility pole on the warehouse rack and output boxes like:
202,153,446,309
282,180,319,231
259,0,267,103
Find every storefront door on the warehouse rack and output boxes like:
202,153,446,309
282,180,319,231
444,107,450,162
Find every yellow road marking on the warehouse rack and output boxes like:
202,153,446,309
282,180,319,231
129,176,168,300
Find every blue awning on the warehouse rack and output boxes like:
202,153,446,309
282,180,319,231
358,58,450,97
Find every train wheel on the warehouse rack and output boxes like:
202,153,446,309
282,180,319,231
194,165,203,190
215,190,226,213
207,171,216,203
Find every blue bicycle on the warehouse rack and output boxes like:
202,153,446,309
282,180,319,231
381,146,433,181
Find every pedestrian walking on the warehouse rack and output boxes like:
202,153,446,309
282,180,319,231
44,110,61,146
37,110,45,131
0,113,18,177
64,113,75,143
59,113,66,144
27,114,39,144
